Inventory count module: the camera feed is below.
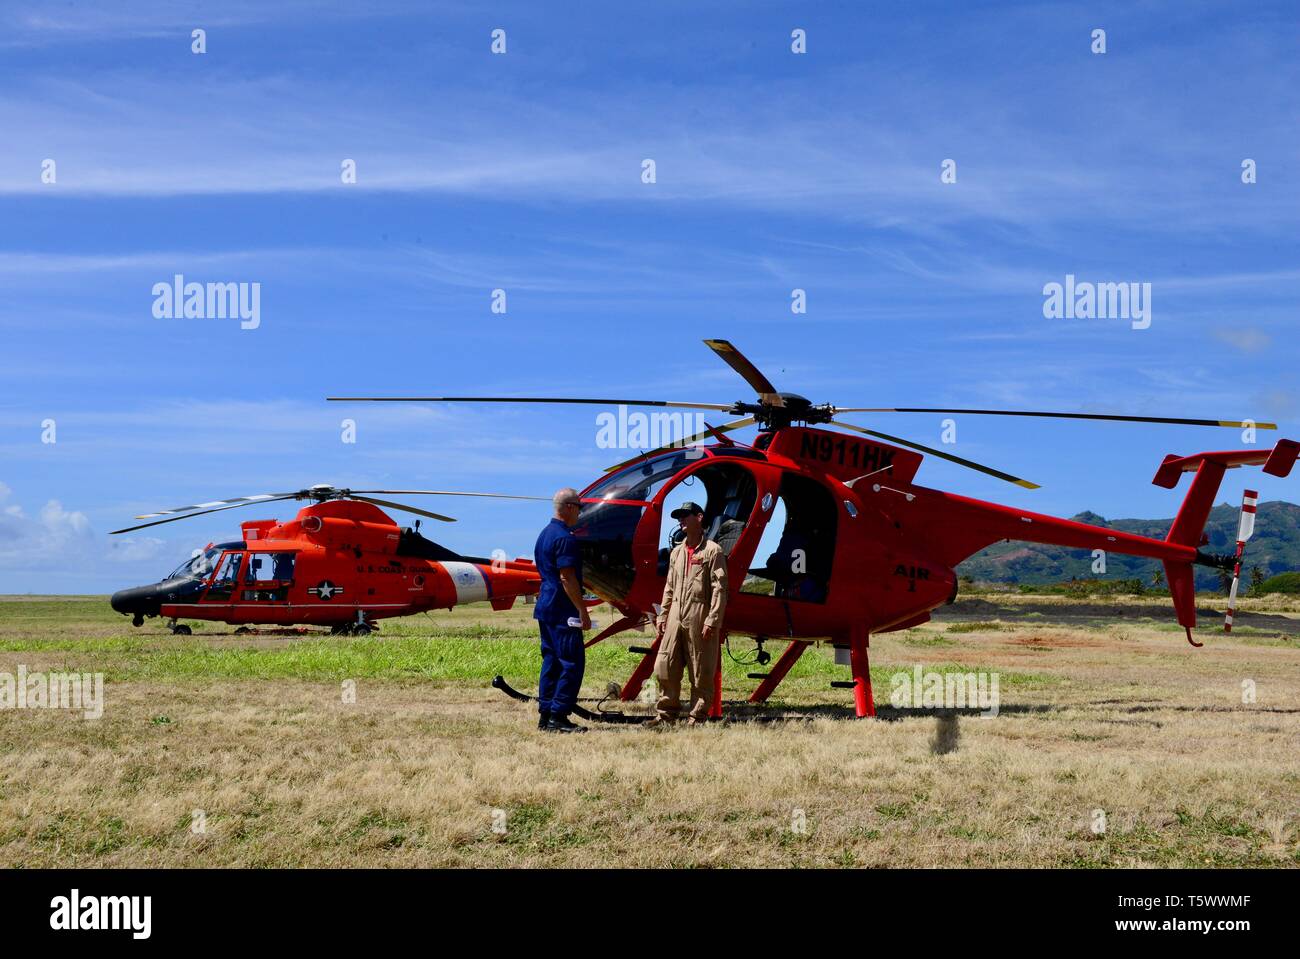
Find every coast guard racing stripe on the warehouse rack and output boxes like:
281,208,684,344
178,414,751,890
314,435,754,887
442,562,490,604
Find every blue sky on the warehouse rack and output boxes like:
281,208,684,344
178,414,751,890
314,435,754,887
1,0,1297,593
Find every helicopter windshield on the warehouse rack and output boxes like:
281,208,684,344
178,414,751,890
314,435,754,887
584,449,702,503
574,449,702,601
165,546,224,582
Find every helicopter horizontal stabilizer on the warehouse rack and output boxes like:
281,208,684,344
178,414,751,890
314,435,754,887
1153,439,1298,638
1152,440,1299,490
1157,440,1299,548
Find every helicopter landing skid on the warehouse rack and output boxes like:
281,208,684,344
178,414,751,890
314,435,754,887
747,629,876,718
490,675,647,724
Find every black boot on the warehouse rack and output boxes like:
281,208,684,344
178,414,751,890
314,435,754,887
537,710,552,731
547,713,587,734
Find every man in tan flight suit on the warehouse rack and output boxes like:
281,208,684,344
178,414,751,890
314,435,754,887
648,501,728,726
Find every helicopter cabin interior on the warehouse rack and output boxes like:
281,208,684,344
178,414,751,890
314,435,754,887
652,454,837,604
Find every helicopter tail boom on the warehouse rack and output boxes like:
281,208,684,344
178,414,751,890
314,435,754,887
926,439,1297,639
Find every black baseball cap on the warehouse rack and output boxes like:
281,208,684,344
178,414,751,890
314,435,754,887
670,501,705,519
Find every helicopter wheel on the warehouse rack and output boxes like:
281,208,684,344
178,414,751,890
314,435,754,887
351,624,373,636
172,624,192,636
132,614,144,628
233,627,251,635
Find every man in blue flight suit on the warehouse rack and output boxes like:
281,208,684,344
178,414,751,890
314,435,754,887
533,487,591,733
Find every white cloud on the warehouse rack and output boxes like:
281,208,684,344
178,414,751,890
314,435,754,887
105,535,169,563
0,484,167,580
2,48,1293,237
1212,327,1273,354
0,495,93,567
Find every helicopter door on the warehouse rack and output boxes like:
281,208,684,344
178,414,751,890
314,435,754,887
656,461,760,575
201,551,244,603
749,472,837,603
242,552,295,602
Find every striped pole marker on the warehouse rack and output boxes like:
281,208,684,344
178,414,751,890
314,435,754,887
1224,489,1258,633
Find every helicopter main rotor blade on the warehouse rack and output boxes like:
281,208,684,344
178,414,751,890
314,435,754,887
346,489,550,501
111,496,300,534
702,339,784,407
349,495,457,523
601,416,758,473
833,407,1277,430
327,395,733,411
833,420,1040,489
133,492,298,520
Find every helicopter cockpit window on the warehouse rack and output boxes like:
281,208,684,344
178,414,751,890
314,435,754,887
168,546,222,582
572,450,699,602
203,552,244,602
584,449,699,504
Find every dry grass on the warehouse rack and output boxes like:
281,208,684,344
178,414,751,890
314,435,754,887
0,596,1297,868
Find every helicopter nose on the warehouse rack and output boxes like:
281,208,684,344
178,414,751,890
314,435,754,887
110,585,163,618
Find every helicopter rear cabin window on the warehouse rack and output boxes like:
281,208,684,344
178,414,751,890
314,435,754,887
246,553,295,583
750,473,837,603
243,552,293,602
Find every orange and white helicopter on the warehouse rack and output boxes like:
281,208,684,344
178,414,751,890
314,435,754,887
110,485,545,635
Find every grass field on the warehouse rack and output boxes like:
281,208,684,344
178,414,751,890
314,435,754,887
1,594,1297,868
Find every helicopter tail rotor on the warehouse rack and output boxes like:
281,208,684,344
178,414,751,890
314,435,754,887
1223,489,1259,633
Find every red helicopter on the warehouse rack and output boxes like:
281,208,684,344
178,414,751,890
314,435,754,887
109,485,544,635
332,339,1297,718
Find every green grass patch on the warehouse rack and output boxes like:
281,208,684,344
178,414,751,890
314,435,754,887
898,633,958,648
946,621,1012,634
